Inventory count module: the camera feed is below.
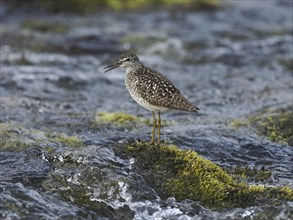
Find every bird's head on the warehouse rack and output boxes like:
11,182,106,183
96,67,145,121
104,53,142,73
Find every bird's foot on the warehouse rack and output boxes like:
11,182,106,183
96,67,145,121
149,140,161,146
149,140,155,145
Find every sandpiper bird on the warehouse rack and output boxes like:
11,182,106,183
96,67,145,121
104,53,199,145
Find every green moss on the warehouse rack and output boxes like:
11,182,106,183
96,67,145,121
0,123,35,151
251,112,293,146
162,147,236,206
56,135,83,148
106,0,150,10
115,142,293,209
228,165,272,182
229,119,248,128
93,112,144,125
230,111,293,146
47,133,83,148
0,123,83,151
247,185,293,204
0,138,31,152
119,143,242,208
22,20,69,33
160,0,219,9
38,0,219,13
66,112,84,118
42,0,101,13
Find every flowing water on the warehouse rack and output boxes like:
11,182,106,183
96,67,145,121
1,1,292,219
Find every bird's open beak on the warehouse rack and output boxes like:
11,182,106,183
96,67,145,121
103,62,120,73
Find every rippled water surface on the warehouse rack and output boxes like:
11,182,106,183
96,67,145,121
1,1,293,219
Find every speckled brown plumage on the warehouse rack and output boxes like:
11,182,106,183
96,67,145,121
125,66,199,112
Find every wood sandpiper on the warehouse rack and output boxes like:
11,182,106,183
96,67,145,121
104,53,199,145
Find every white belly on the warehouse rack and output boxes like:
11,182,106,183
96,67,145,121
129,92,169,112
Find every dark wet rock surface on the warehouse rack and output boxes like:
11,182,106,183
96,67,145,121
1,1,293,219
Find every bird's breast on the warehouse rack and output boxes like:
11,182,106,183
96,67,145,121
124,73,168,112
125,73,138,94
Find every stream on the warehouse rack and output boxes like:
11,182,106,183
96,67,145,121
1,0,292,219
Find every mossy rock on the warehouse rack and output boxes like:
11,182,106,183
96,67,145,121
0,122,84,151
0,123,42,151
115,142,293,210
229,118,248,128
92,111,172,128
38,0,219,13
246,185,293,205
46,133,84,148
227,165,272,183
93,112,145,125
230,111,293,146
250,111,293,146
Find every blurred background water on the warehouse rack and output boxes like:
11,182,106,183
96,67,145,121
0,0,292,219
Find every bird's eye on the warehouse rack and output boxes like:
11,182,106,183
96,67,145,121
126,58,130,61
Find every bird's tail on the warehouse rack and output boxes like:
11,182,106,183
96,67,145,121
168,94,199,112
